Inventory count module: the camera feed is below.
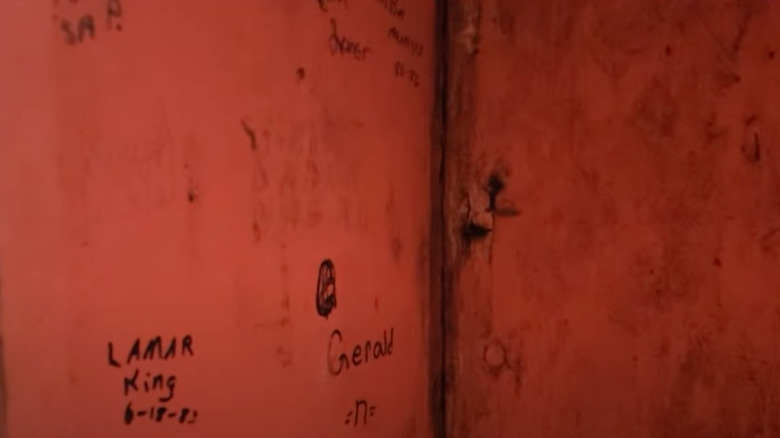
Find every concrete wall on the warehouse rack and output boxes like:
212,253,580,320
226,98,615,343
445,1,780,437
0,1,435,437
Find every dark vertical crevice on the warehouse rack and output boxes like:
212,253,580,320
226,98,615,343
428,1,448,438
437,0,448,437
440,1,481,436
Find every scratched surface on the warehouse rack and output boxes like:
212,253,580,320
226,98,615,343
445,0,780,437
0,0,434,437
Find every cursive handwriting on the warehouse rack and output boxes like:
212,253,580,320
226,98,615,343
316,0,347,12
327,328,394,376
388,27,423,57
394,61,420,87
328,19,370,61
373,0,405,20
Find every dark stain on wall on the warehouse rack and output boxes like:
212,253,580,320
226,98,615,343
461,220,491,241
276,346,292,368
742,116,761,164
760,227,780,254
386,189,403,264
186,188,198,203
241,119,257,151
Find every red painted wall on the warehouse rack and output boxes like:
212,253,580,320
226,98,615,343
446,1,780,437
0,1,435,437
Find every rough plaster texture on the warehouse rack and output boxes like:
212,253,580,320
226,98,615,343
445,1,780,437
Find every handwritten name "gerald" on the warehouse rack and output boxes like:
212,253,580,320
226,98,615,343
328,328,394,376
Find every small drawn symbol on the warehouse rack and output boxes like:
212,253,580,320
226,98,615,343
316,259,336,318
107,0,122,30
344,399,376,427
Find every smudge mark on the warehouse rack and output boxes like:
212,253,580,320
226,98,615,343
761,227,780,254
386,190,403,263
296,67,306,81
460,5,481,55
486,173,505,212
252,220,261,241
731,7,751,58
68,369,79,385
714,71,741,91
631,78,678,141
713,257,722,268
186,189,198,203
511,351,524,393
742,116,761,163
391,237,402,262
703,113,726,146
276,346,292,367
252,317,291,330
747,132,761,163
315,259,337,318
768,49,776,60
401,416,417,438
490,6,514,36
655,330,715,436
241,120,257,151
462,221,491,241
592,1,662,55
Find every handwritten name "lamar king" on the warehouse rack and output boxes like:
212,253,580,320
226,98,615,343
108,335,194,367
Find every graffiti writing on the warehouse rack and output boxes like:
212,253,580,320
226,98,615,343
394,61,420,87
329,19,371,61
388,27,423,57
108,335,199,426
345,399,377,427
328,328,394,376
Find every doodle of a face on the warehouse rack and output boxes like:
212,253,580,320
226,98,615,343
316,259,337,318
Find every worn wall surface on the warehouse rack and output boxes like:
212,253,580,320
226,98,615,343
446,1,780,437
0,1,435,437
